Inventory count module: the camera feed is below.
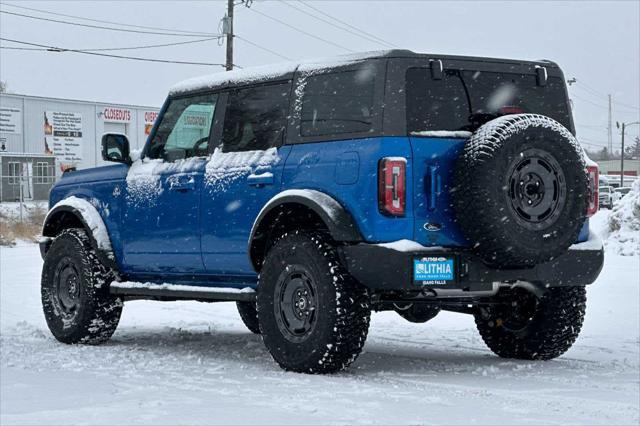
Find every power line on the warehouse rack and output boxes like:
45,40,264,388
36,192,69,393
277,0,394,49
0,37,227,67
0,10,222,38
571,93,609,110
576,123,608,128
247,6,355,52
573,82,640,111
0,3,281,68
235,35,292,61
296,0,395,48
577,125,609,134
1,37,219,52
0,2,217,36
571,93,639,114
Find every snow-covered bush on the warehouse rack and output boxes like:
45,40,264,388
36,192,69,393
604,179,640,256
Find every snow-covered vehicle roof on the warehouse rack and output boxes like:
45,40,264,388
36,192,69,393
169,49,560,96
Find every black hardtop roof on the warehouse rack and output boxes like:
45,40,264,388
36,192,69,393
169,49,559,96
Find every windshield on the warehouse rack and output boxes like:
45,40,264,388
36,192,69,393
600,187,611,193
406,68,572,133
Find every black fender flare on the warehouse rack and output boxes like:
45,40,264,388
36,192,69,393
248,189,362,270
41,198,119,274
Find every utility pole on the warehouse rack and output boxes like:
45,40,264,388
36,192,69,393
620,122,625,188
225,0,234,71
616,121,640,187
607,94,613,154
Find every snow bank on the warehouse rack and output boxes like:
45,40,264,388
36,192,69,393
0,201,48,221
601,179,640,256
205,147,279,192
45,196,113,255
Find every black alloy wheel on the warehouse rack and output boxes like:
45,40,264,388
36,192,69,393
506,148,567,231
274,265,318,342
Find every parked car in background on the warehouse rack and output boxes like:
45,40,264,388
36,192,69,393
599,185,615,208
614,187,632,199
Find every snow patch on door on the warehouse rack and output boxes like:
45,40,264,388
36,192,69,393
125,157,204,205
204,147,280,192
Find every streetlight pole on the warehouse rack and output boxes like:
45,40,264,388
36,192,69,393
616,121,640,188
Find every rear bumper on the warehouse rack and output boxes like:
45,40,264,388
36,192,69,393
338,234,604,294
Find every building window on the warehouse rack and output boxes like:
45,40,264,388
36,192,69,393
7,162,20,185
35,162,51,184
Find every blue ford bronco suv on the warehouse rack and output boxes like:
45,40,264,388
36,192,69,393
40,50,603,374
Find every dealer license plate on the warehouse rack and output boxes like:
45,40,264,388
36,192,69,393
413,256,456,285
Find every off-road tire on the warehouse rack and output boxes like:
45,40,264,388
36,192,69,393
453,114,588,267
41,228,123,344
475,286,586,360
236,301,260,334
257,231,370,374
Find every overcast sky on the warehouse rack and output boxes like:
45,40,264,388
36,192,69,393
1,0,639,149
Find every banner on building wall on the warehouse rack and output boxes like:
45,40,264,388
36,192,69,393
144,111,158,135
0,107,22,134
103,107,132,123
44,111,83,168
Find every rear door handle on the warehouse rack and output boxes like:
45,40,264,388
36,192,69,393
247,172,274,187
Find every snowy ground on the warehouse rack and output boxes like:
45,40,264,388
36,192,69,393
1,211,638,425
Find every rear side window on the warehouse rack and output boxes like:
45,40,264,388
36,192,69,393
222,82,290,152
406,68,571,133
406,68,469,133
300,69,375,137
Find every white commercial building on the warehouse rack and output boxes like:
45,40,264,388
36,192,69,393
0,93,159,201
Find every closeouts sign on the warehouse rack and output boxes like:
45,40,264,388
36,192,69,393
103,107,132,123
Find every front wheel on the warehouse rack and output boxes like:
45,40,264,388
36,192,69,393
257,231,371,374
41,228,123,344
475,286,586,360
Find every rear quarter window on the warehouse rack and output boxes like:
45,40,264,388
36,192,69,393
300,69,376,137
406,67,571,133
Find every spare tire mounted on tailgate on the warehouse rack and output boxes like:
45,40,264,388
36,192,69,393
453,114,588,267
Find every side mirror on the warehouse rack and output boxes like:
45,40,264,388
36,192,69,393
101,133,131,165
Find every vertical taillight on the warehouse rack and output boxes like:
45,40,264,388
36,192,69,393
587,165,599,217
378,157,406,216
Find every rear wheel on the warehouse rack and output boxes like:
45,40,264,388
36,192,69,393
41,228,123,344
475,286,586,360
257,231,370,374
